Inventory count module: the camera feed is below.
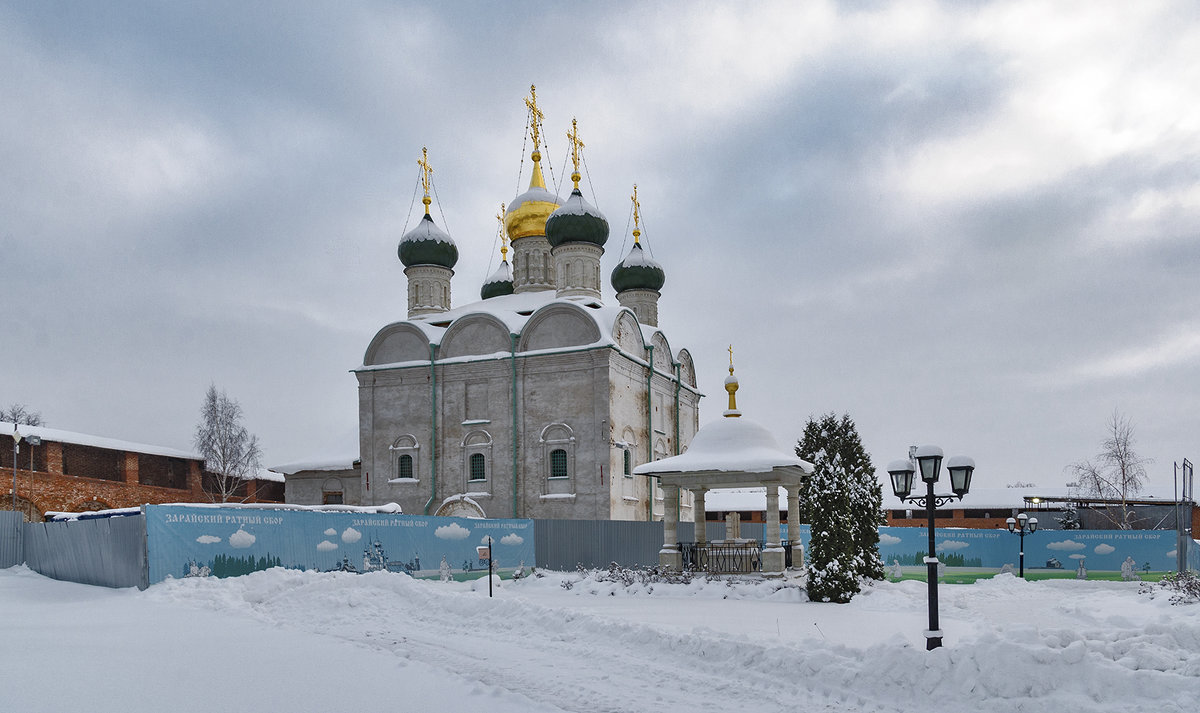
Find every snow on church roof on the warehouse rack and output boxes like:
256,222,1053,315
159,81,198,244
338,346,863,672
359,290,698,386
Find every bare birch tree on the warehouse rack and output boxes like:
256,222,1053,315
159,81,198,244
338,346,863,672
1,404,43,426
1067,410,1152,529
193,385,262,503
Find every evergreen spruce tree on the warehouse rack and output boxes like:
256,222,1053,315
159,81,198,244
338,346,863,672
797,413,884,602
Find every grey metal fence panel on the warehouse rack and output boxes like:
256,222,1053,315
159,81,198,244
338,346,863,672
23,514,148,589
533,520,774,571
0,510,22,568
535,519,662,570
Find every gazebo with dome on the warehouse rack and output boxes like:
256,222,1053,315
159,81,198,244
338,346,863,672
634,356,812,575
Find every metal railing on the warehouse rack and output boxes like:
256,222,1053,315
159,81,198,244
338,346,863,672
679,541,762,573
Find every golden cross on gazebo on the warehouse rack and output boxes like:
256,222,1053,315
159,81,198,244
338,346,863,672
525,84,544,153
567,117,584,189
630,184,642,244
417,146,433,214
728,344,734,372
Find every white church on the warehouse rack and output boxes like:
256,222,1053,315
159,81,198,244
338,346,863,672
349,88,702,521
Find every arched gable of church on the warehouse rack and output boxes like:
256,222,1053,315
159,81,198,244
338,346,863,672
649,332,673,371
518,303,601,352
677,348,697,388
611,310,646,359
439,314,512,359
363,323,431,366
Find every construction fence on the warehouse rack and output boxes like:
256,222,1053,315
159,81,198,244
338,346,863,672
1,507,1197,590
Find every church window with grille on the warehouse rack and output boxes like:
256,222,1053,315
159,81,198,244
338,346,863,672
550,449,568,479
398,454,413,479
469,453,486,482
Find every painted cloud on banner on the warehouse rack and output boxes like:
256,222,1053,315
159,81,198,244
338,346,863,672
500,533,524,546
324,528,337,536
939,540,970,551
1047,539,1087,552
317,540,337,552
196,535,221,544
1094,544,1116,555
436,523,470,540
341,527,362,544
229,527,256,549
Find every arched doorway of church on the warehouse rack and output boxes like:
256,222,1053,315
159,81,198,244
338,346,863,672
434,494,486,519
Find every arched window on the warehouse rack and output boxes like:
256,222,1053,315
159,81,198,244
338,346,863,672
469,453,486,482
390,435,420,482
550,449,568,479
461,430,492,490
623,449,632,477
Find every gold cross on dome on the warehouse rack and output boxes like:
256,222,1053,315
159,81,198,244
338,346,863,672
631,184,642,244
525,84,544,153
417,147,433,214
567,117,584,188
728,344,734,372
496,203,508,259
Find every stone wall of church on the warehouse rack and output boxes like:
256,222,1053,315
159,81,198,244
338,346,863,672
356,343,702,522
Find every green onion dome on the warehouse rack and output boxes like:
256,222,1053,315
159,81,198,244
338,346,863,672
480,260,514,300
611,241,665,292
399,214,459,268
545,189,609,248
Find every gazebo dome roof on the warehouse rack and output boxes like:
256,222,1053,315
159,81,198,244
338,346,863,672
634,416,811,476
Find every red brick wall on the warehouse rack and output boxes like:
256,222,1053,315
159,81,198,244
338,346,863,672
3,438,282,522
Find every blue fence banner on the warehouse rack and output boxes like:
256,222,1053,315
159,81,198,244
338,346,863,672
145,505,536,585
874,526,1183,574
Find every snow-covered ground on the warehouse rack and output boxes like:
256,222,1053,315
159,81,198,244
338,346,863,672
2,565,1197,712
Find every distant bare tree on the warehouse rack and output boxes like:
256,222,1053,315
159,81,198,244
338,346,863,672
193,385,262,503
1067,411,1152,529
1,404,44,426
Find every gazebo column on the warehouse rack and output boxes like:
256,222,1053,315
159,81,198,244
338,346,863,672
693,488,707,545
786,485,803,570
762,487,785,575
659,483,683,571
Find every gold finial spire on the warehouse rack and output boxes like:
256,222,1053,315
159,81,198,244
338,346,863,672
496,203,509,261
417,146,433,215
523,84,548,190
525,84,544,157
724,345,741,417
631,184,642,244
567,117,584,190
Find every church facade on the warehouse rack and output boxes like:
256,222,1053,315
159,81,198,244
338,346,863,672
354,92,701,521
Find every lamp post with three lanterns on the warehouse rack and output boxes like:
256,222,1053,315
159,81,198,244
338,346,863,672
887,445,975,651
1006,512,1038,578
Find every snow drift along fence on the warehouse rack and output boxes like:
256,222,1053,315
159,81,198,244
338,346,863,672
0,510,22,568
23,514,147,589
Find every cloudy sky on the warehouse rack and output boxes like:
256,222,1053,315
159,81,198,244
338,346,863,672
2,1,1197,491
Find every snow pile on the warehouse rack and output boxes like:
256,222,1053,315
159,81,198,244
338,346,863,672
3,566,1198,712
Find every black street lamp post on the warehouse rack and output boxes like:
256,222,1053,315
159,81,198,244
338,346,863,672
1005,512,1038,578
888,446,974,651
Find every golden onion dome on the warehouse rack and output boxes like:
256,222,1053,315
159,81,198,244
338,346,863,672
504,150,561,241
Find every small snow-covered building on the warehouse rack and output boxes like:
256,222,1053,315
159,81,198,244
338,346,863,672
354,90,701,520
274,456,362,506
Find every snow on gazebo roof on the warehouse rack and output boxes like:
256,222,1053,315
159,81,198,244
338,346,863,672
634,416,812,477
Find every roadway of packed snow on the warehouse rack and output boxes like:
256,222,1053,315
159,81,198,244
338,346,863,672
2,565,1197,712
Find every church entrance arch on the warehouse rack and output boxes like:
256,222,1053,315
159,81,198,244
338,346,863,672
435,494,486,519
